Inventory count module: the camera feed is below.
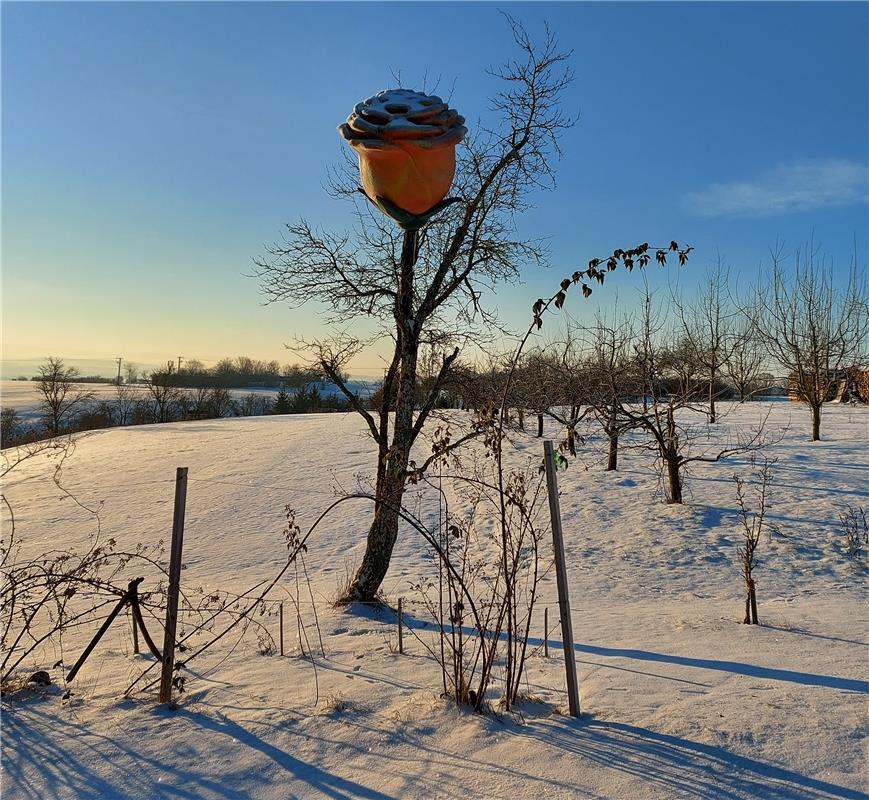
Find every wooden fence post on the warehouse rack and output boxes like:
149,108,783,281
130,608,140,655
159,467,188,704
397,598,404,654
543,441,580,717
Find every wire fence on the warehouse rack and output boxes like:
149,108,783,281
3,461,573,705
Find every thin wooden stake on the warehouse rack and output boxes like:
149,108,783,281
130,608,140,655
543,441,580,717
279,602,285,656
67,593,129,683
398,598,404,654
159,467,188,704
544,606,549,658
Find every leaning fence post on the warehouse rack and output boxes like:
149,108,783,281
397,598,404,654
543,440,580,717
130,608,140,655
159,467,188,704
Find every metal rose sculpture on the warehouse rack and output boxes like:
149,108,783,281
338,89,467,230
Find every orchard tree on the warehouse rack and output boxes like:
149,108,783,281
584,314,640,471
757,242,868,440
610,289,766,503
675,263,742,423
726,297,766,401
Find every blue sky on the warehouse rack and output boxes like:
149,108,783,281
2,1,867,377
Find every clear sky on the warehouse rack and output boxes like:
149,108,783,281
2,1,867,377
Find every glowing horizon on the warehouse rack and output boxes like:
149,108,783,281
3,2,867,378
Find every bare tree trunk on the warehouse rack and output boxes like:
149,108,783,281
518,408,525,430
537,413,544,437
749,581,758,624
666,453,682,504
566,426,577,457
811,403,821,441
606,406,618,471
347,454,410,601
665,406,682,503
347,230,419,602
607,430,618,471
744,579,758,624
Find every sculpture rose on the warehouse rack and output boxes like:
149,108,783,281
338,89,467,225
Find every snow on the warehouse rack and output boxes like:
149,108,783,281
2,402,867,799
0,379,375,423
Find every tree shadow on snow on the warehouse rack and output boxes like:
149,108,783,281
183,711,399,800
513,717,866,800
1,699,398,800
558,640,869,694
392,610,869,694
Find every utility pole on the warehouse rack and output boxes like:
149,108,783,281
116,357,123,386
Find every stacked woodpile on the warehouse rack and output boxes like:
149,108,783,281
789,366,869,403
854,367,869,402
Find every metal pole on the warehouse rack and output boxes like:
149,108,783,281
159,467,188,704
544,606,549,658
279,602,284,656
543,440,580,717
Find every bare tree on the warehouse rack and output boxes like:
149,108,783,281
146,362,179,423
36,357,94,436
179,385,213,420
611,291,770,503
757,242,868,440
513,346,561,437
1,408,26,447
659,333,703,399
734,458,775,624
114,383,141,426
540,327,594,457
633,286,668,412
233,392,273,417
254,20,576,602
725,299,766,401
209,387,234,418
675,263,741,423
584,314,640,471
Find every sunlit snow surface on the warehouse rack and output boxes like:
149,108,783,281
2,402,867,799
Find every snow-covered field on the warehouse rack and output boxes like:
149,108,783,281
1,402,867,799
0,379,374,423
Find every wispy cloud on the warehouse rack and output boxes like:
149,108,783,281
686,158,868,217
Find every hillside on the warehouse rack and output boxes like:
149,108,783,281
2,402,867,799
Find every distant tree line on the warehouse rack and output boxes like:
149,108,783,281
1,356,350,447
3,248,865,462
22,356,338,389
